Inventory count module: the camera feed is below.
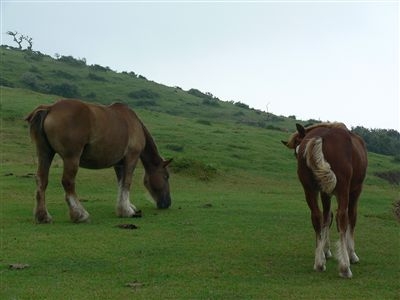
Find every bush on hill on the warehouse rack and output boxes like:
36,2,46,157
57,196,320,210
352,126,400,157
128,89,159,99
49,82,80,98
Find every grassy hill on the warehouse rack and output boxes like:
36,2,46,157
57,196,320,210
1,47,399,299
0,45,301,131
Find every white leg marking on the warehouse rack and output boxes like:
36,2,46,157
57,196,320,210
324,227,332,259
346,227,359,264
67,194,89,222
116,184,137,217
336,237,352,278
314,226,329,271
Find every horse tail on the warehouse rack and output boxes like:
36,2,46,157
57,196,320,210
25,105,52,150
303,137,337,194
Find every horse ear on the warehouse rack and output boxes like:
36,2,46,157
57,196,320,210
296,123,306,138
281,140,289,147
163,158,173,168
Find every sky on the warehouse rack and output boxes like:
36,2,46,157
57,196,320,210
1,1,399,130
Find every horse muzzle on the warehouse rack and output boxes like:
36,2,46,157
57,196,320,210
157,195,171,209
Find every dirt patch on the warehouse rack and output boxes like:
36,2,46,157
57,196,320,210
125,280,144,289
374,170,400,185
116,224,139,230
393,199,400,222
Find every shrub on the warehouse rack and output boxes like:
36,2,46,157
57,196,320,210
88,72,107,82
20,72,39,89
196,119,212,126
171,157,217,181
29,65,40,73
0,76,14,87
51,70,76,80
23,51,45,61
49,82,80,98
393,154,400,164
90,64,108,72
134,99,158,107
58,55,86,67
165,144,184,152
85,92,97,99
188,88,209,99
202,98,220,107
233,111,245,116
128,89,159,99
234,101,250,109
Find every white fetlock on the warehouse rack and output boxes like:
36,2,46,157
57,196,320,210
350,252,359,264
314,263,326,272
70,209,90,223
325,249,332,259
117,203,139,217
339,267,353,279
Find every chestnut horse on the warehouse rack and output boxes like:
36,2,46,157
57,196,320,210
282,123,367,278
26,99,172,223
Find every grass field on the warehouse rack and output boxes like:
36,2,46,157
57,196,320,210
1,87,399,299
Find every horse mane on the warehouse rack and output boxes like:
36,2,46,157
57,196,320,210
303,137,337,194
139,121,163,168
286,122,348,149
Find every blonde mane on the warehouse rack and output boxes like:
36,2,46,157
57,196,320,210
286,122,348,149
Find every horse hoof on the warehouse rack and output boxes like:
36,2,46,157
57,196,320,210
35,211,53,224
339,267,353,279
70,211,90,223
350,253,359,264
314,264,326,272
325,250,333,259
131,210,142,218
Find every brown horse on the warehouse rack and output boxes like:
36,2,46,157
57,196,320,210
26,99,172,223
282,123,367,278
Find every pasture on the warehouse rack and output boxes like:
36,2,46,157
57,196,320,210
1,87,399,299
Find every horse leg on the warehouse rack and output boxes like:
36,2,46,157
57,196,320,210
335,190,352,278
62,157,89,223
304,189,326,272
114,158,140,217
35,149,55,223
321,192,333,259
347,188,362,264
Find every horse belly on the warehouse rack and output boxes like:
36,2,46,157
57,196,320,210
79,139,127,169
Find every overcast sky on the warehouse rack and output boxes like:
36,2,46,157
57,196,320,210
1,1,399,130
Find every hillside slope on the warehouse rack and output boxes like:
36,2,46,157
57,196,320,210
0,45,299,131
1,45,399,157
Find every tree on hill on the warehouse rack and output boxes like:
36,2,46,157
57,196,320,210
23,35,33,50
6,31,33,50
6,31,23,49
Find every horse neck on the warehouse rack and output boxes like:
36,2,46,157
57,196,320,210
139,124,163,172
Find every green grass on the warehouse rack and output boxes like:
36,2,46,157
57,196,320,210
1,87,399,299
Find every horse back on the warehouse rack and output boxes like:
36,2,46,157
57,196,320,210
31,99,146,169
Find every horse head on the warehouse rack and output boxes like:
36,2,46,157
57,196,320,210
281,123,306,155
143,159,173,209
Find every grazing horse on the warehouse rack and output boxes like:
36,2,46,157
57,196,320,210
25,99,172,223
282,123,367,278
